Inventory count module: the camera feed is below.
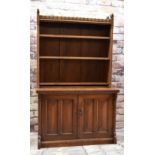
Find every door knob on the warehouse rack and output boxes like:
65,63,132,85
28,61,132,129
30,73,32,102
78,109,83,116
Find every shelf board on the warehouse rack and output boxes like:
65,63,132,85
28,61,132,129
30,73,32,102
39,82,109,86
39,56,109,61
40,34,110,40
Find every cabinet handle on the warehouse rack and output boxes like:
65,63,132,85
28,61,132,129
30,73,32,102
78,109,83,116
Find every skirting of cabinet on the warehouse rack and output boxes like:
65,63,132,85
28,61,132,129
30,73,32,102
39,137,115,148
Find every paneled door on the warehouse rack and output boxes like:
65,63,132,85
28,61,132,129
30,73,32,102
40,94,78,141
78,94,115,139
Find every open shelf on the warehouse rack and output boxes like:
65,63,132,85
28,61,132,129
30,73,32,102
40,38,110,57
40,59,109,84
40,22,111,37
39,56,109,61
40,34,110,40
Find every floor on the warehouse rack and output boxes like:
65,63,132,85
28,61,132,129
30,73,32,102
30,130,124,155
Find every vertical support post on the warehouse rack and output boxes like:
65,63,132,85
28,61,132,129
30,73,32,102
37,9,40,88
108,14,114,87
36,9,41,149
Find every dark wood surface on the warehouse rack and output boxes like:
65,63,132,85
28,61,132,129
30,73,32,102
37,10,118,148
39,56,110,60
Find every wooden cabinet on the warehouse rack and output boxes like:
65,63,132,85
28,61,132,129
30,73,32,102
36,9,119,148
38,90,118,147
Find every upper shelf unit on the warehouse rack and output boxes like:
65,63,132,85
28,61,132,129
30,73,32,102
37,12,114,87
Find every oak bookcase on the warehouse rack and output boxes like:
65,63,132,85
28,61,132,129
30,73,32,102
36,9,119,148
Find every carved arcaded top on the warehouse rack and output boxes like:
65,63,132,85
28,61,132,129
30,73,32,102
39,14,113,24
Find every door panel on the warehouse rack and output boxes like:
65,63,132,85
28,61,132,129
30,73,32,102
61,99,75,134
83,99,94,133
41,94,78,141
46,99,58,135
78,94,114,139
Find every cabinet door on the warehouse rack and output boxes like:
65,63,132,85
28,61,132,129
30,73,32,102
41,94,78,141
78,94,115,139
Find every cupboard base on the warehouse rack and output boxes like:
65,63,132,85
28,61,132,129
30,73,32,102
37,88,119,149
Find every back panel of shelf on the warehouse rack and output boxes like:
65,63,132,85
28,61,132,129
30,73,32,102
40,38,110,57
40,21,111,37
40,59,109,83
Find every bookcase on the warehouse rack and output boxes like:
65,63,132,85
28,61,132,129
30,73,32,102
36,10,119,148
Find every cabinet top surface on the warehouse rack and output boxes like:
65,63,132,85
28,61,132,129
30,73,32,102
36,86,119,93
